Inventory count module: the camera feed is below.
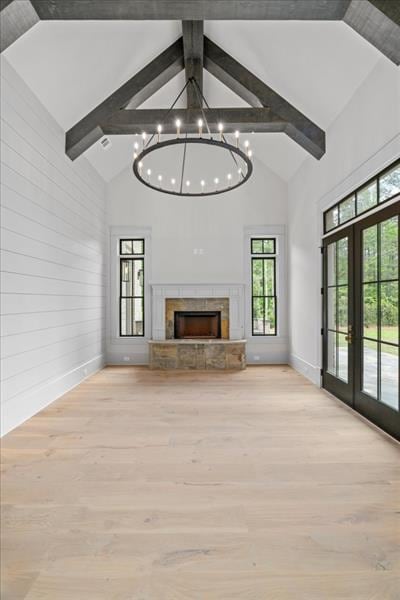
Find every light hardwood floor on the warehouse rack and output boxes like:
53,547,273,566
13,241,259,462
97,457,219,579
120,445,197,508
1,365,399,599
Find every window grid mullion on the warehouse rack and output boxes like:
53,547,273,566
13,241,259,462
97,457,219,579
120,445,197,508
251,241,277,337
119,240,145,338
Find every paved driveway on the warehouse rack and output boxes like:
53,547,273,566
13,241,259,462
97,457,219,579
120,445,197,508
338,347,398,410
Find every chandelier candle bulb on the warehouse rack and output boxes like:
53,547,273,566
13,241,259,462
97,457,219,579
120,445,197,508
235,130,240,147
171,178,176,186
134,142,139,151
218,122,223,141
133,152,138,160
248,149,253,158
157,124,162,143
142,132,147,149
244,140,250,149
147,168,151,180
227,173,232,185
200,180,205,189
198,119,203,137
175,118,181,137
186,180,190,187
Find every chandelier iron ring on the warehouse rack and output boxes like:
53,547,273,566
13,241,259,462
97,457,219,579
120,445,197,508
132,137,253,197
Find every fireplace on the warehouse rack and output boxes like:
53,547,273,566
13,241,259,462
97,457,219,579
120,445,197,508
164,298,230,340
174,311,221,339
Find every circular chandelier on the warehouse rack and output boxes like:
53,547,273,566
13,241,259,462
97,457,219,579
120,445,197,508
132,78,253,196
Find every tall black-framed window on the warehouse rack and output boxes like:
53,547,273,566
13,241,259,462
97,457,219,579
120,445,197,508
324,159,400,234
119,239,144,336
251,238,277,335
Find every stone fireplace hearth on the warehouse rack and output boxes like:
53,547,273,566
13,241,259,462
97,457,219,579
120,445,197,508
149,284,246,370
149,338,246,370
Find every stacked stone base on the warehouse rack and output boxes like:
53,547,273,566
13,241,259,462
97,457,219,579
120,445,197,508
149,340,246,370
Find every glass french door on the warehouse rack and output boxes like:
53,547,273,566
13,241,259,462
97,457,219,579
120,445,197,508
323,202,400,440
323,225,354,405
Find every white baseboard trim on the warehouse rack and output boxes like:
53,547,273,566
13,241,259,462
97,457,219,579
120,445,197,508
107,356,148,366
1,354,105,437
290,353,321,386
107,346,288,366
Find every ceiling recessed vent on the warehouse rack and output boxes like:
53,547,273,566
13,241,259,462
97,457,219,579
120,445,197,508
100,136,111,150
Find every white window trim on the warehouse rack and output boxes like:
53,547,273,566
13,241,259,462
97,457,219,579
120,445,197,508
109,226,152,344
244,225,288,342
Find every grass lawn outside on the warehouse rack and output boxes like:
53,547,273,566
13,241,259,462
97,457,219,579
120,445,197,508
336,326,398,355
363,326,398,355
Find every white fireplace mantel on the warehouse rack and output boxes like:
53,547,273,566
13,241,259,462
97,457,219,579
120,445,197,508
150,283,245,340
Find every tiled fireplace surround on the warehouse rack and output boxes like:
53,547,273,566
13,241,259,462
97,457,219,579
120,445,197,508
151,284,245,340
149,284,246,369
165,298,229,339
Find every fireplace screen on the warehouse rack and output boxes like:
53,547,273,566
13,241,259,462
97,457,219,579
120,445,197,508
174,311,221,339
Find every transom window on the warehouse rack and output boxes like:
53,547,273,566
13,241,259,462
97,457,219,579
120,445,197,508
251,238,276,254
251,238,277,336
119,239,144,336
324,159,400,233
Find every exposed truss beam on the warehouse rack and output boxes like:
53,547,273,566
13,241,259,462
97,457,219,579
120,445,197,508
182,20,204,108
203,37,325,159
30,1,350,20
368,0,400,24
344,0,400,64
66,38,184,160
102,108,287,135
0,0,39,53
3,1,399,64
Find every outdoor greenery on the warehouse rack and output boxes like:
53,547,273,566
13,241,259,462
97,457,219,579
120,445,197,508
330,215,398,351
252,256,276,334
380,164,400,201
325,162,400,232
363,217,398,334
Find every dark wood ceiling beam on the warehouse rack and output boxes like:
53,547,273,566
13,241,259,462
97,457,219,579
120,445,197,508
0,0,39,52
102,107,287,135
203,36,325,159
182,20,204,108
368,0,400,24
344,0,400,64
4,2,399,65
30,1,350,20
66,38,184,160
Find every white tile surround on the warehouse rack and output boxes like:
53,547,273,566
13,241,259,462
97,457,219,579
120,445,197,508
151,284,245,341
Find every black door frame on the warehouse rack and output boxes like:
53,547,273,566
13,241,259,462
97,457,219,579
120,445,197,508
322,224,354,406
353,202,400,440
322,200,400,440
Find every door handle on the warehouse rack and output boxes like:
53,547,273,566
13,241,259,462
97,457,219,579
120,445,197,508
345,326,353,344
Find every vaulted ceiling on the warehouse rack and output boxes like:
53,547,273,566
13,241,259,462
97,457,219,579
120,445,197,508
2,1,399,182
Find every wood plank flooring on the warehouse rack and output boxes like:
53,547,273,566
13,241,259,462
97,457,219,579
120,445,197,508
1,365,399,599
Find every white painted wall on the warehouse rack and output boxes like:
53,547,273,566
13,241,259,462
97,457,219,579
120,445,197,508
0,58,107,435
288,57,400,384
106,156,288,365
3,36,396,434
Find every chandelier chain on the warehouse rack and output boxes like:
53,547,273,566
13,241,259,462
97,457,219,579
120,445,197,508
190,77,242,175
144,78,192,149
179,135,188,194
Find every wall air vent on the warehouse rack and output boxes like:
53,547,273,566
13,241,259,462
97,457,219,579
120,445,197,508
100,136,112,150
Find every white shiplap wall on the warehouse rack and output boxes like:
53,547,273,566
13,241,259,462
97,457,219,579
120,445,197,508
0,57,107,435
